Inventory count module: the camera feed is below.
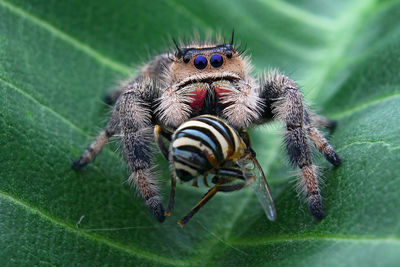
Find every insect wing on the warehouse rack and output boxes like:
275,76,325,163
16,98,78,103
237,158,277,221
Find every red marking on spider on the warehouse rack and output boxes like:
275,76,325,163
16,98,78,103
187,87,207,111
215,86,234,107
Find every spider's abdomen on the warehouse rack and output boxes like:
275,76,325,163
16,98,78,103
170,115,244,182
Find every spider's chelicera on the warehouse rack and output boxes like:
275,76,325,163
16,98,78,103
72,33,342,224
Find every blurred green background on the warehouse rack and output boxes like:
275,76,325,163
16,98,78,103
1,0,400,266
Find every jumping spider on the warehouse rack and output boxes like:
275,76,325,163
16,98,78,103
72,33,342,223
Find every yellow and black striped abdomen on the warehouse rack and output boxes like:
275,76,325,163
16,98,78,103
171,115,245,182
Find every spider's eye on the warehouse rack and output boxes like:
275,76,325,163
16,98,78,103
194,55,207,69
210,54,223,68
226,51,232,59
183,55,190,63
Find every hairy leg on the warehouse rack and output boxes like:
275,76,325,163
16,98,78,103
104,54,171,105
119,80,165,222
259,70,332,220
307,111,337,131
308,126,342,166
305,111,341,165
72,104,120,169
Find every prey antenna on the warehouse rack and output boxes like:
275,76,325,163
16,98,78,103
230,29,235,45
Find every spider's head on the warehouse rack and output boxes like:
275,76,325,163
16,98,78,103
169,43,246,87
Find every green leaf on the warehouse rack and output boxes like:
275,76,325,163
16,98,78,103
1,0,399,266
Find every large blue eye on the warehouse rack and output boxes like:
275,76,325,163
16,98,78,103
210,54,223,68
194,55,207,69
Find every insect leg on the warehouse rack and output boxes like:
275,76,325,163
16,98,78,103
154,125,173,160
165,155,177,216
178,167,251,227
178,171,251,228
178,186,219,228
155,123,178,214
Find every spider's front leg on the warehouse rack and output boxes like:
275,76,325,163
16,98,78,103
259,71,341,220
118,80,166,223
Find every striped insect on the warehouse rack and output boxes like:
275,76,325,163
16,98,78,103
155,115,277,227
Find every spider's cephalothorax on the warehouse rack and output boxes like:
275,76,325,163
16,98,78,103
72,34,342,223
156,39,260,129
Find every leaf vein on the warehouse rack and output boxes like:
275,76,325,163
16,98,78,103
0,190,186,266
329,93,400,118
163,0,212,31
337,140,399,152
257,0,334,30
0,0,131,75
231,234,400,247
